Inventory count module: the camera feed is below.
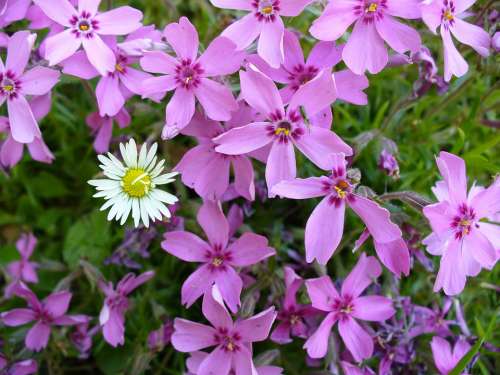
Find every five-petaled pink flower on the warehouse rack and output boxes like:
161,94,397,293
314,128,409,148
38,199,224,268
272,153,404,265
162,200,275,312
33,0,143,75
171,286,277,375
421,0,491,81
304,254,395,362
140,17,245,139
210,0,314,68
214,68,352,194
422,151,498,295
98,270,154,347
430,336,471,375
5,233,39,296
1,282,87,352
270,266,318,344
0,31,60,143
310,0,422,74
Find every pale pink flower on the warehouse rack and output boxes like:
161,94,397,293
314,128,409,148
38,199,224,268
430,336,471,375
86,108,130,153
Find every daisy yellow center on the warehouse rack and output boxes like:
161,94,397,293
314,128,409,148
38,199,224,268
444,10,453,20
367,3,378,12
121,168,152,198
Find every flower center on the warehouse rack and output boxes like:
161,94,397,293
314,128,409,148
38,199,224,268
444,9,453,20
333,180,350,199
290,314,300,325
275,122,291,137
366,2,377,12
121,168,152,198
70,12,99,38
175,60,203,89
115,63,125,73
78,20,90,31
451,204,476,239
212,256,224,267
254,0,280,21
0,72,20,98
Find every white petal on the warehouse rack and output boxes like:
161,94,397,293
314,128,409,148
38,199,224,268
150,189,178,204
138,143,148,168
132,198,140,227
143,143,158,170
120,198,133,225
140,199,149,228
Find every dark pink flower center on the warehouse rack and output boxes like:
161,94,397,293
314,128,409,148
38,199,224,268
324,177,352,206
441,0,456,28
0,70,21,99
354,0,387,23
288,64,319,91
253,0,280,22
175,59,203,90
451,204,477,239
105,293,129,312
215,328,242,352
205,244,232,272
266,110,304,143
34,307,54,324
110,55,129,77
70,11,99,39
333,295,355,320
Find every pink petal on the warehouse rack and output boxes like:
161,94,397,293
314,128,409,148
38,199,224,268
181,264,217,307
162,231,210,262
348,194,402,243
303,313,337,358
478,222,500,251
221,13,261,50
164,17,199,61
462,241,481,277
306,41,343,70
227,233,275,267
215,266,243,313
16,233,37,258
171,318,217,352
214,122,271,155
421,1,442,33
351,296,395,322
236,307,276,342
265,141,296,194
284,266,303,308
454,0,477,13
197,346,232,375
180,111,223,138
32,0,76,26
43,291,71,318
246,54,290,84
341,254,382,298
240,68,283,117
198,37,244,77
101,309,125,347
452,339,471,363
305,276,339,311
270,322,292,344
257,16,285,68
335,69,369,105
197,200,229,248
44,29,82,66
452,18,490,56
342,19,388,75
195,78,238,121
441,26,468,82
279,0,313,16
433,239,466,295
61,50,99,79
282,30,305,70
272,177,328,199
194,154,231,200
470,184,500,218
202,286,233,330
386,0,422,19
8,95,41,143
305,197,345,264
142,75,177,97
232,345,255,375
165,88,196,131
375,15,421,54
82,35,116,75
96,76,125,117
463,229,496,269
78,0,100,15
6,31,33,75
430,336,454,374
120,67,152,96
94,6,143,35
373,238,410,277
175,144,215,187
436,151,468,204
140,51,178,75
309,0,358,41
1,308,36,326
20,262,39,283
338,316,373,362
209,0,253,10
25,321,51,351
0,133,23,167
232,156,255,201
423,201,454,234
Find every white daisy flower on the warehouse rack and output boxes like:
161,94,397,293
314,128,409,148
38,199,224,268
88,139,178,227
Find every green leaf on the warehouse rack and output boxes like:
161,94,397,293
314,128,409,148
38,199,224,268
63,210,112,269
449,312,498,375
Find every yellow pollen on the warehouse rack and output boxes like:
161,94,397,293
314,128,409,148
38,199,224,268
290,315,300,325
184,76,193,84
261,5,273,14
3,84,13,92
444,10,454,20
121,168,151,198
275,127,290,136
115,64,125,73
340,305,353,314
459,219,471,227
226,341,235,351
79,23,89,31
367,3,378,12
212,257,224,267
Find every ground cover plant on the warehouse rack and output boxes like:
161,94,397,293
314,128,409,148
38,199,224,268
0,0,499,374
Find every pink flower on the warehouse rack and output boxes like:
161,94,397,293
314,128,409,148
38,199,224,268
98,270,154,347
86,107,130,153
430,336,471,375
175,104,265,201
422,152,498,295
0,0,30,28
421,0,490,81
1,282,87,352
272,153,403,265
0,94,55,168
0,357,38,375
310,0,422,74
304,254,395,361
5,233,39,295
210,0,314,68
378,148,400,178
171,286,277,375
0,31,60,143
140,17,245,138
341,361,376,375
186,351,283,375
162,201,275,312
33,0,143,75
270,266,318,344
214,68,352,194
247,29,369,126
